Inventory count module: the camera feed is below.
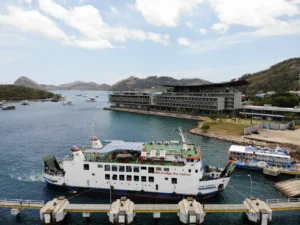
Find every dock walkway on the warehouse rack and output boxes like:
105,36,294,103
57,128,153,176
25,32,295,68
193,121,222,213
1,197,300,224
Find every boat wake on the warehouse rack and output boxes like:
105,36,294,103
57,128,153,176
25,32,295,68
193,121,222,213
9,172,44,182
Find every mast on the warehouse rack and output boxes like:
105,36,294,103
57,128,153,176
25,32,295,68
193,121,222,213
92,120,95,138
179,127,188,151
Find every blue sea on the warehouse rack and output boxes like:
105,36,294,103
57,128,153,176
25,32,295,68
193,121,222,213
0,91,299,225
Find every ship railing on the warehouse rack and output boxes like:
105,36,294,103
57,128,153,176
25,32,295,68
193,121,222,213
266,198,300,204
0,198,45,205
274,178,300,185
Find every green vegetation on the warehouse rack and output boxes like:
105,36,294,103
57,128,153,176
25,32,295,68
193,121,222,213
239,58,300,95
201,123,210,133
284,113,300,121
0,85,60,101
251,93,299,108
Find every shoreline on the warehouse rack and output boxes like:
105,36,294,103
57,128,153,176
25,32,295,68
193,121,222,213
104,107,300,153
103,107,209,121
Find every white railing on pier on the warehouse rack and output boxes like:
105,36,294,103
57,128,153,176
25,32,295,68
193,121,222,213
266,198,300,204
0,198,44,206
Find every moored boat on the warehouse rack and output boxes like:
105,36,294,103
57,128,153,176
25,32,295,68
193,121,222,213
2,105,16,110
62,101,73,105
20,100,30,105
43,128,235,200
228,145,300,175
86,98,96,102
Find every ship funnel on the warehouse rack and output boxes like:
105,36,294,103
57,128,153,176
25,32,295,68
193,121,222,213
91,136,103,149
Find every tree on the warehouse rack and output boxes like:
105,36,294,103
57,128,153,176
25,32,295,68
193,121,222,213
201,123,210,133
209,114,217,123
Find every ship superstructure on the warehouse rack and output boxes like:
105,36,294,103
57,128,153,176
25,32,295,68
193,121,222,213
43,128,235,200
229,145,300,172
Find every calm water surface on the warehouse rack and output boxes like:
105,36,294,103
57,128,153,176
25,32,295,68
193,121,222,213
0,91,299,225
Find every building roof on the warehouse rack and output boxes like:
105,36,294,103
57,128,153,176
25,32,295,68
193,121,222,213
159,80,249,88
242,105,300,113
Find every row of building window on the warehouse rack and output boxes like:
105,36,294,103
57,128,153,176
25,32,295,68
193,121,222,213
84,164,199,174
104,174,177,184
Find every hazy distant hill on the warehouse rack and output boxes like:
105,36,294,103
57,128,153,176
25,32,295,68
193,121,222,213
109,76,211,91
238,58,300,94
14,76,41,90
13,77,111,91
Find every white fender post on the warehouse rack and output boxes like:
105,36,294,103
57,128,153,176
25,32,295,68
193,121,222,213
178,197,205,224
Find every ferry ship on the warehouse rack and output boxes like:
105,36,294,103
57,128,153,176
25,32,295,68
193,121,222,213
228,145,300,174
42,128,235,200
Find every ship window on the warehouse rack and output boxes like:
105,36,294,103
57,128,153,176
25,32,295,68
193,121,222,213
172,178,177,184
141,176,146,182
98,164,103,168
163,168,169,172
105,165,110,171
112,175,117,180
119,175,124,181
156,167,161,171
84,164,89,170
92,173,95,176
195,170,198,173
134,176,139,181
149,177,154,182
165,177,168,180
134,167,139,173
148,167,154,173
141,167,147,170
156,185,158,190
127,175,132,181
119,166,125,172
188,169,191,173
105,174,110,180
126,166,132,172
112,165,118,171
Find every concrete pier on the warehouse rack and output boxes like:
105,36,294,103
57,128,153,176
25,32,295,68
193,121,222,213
178,197,205,224
108,197,134,224
1,197,300,224
40,196,69,224
243,197,272,225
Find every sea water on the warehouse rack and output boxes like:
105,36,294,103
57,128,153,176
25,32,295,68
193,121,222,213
0,91,299,225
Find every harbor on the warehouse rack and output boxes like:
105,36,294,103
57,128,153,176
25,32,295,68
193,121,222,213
1,90,300,225
1,196,300,224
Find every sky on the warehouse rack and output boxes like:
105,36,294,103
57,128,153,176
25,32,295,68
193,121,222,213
0,0,300,85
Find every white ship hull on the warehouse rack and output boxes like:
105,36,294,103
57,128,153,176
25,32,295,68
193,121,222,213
43,160,232,200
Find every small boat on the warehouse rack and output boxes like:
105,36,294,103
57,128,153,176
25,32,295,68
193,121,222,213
2,105,16,110
51,99,59,102
62,101,73,105
86,98,96,102
20,100,30,105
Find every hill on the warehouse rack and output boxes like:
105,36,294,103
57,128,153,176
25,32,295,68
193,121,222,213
51,81,110,91
109,76,210,91
0,85,60,101
238,58,300,95
14,76,41,90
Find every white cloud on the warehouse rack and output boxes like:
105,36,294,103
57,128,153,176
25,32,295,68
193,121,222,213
210,0,299,33
135,0,203,27
38,0,170,48
177,37,191,46
189,19,300,53
18,0,32,4
0,6,68,40
0,1,170,50
185,21,193,28
110,6,119,14
211,23,228,33
199,28,206,34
